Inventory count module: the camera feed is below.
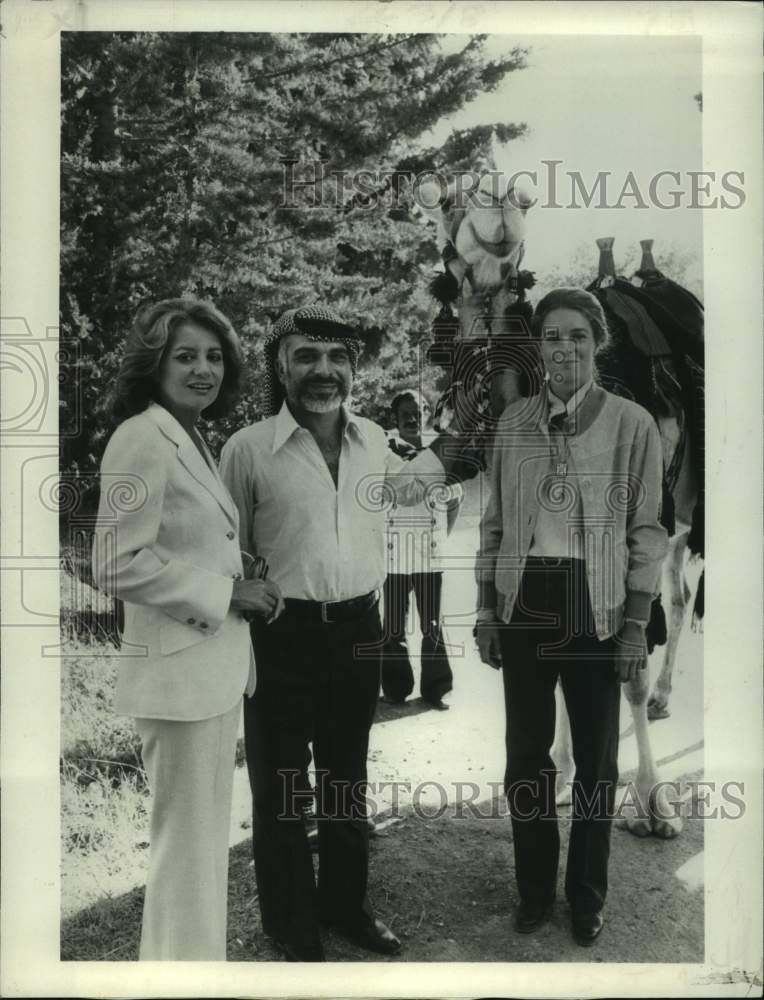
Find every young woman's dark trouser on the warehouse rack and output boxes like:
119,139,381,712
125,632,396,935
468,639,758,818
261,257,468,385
245,604,381,953
499,557,621,916
381,571,453,703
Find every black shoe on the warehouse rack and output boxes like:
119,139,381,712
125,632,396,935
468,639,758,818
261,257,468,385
571,909,604,946
271,937,326,962
380,694,408,705
424,698,450,711
514,898,554,934
327,916,401,955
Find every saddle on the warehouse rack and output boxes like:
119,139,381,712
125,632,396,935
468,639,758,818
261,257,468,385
592,278,672,358
588,243,705,562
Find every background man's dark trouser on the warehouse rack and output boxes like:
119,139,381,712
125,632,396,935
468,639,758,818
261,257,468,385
381,571,453,704
499,558,621,916
246,602,381,953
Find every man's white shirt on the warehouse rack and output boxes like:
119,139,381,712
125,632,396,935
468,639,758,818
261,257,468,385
219,402,446,602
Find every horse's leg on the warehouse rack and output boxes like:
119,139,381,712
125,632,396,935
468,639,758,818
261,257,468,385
648,530,690,720
551,680,574,806
622,666,683,838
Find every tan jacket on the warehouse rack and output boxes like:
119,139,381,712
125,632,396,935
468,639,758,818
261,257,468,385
476,385,669,639
92,403,255,721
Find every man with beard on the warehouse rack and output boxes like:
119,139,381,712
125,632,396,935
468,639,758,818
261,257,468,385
220,306,476,962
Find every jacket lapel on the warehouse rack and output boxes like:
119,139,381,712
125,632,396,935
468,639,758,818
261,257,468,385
146,404,238,528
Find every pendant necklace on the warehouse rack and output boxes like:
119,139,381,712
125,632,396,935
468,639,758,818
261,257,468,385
551,426,569,480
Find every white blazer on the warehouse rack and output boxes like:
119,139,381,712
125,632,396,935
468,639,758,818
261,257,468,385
92,403,256,721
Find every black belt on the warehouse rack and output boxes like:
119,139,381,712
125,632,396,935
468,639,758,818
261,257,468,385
524,556,584,568
283,590,378,624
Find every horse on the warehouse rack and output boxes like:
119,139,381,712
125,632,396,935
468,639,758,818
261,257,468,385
417,173,703,838
415,172,542,450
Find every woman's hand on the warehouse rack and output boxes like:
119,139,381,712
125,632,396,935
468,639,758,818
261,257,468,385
614,622,647,682
231,578,285,622
476,621,503,670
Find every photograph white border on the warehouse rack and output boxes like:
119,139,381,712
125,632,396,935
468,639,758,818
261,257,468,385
1,1,762,996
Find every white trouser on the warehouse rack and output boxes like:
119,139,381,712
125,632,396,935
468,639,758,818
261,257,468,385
135,700,241,961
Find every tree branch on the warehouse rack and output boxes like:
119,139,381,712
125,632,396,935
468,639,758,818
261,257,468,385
244,33,423,84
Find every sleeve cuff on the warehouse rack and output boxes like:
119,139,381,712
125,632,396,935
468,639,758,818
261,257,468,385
476,608,500,623
477,579,499,615
176,570,234,633
624,590,653,622
206,574,235,632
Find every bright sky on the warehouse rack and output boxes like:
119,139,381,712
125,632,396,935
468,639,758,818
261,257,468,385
426,34,704,292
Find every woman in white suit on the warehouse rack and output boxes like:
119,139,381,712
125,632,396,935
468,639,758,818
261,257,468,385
93,298,283,961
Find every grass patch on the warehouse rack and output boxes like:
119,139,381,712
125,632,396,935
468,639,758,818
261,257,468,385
61,759,151,919
61,882,145,961
61,628,151,918
61,647,143,775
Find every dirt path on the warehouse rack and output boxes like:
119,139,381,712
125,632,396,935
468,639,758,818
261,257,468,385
61,494,705,962
63,787,703,963
225,796,704,963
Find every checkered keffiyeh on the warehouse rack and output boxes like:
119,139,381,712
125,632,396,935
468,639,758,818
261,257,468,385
262,305,363,415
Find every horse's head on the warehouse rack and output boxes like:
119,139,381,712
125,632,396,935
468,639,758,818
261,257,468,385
452,174,531,290
416,172,533,294
418,172,541,441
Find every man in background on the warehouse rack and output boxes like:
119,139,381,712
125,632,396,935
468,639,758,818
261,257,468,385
381,387,463,709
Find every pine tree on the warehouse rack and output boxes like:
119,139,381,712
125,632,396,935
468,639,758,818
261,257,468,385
61,31,530,519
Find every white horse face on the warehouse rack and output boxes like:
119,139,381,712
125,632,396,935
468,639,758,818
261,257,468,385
454,177,529,281
416,173,532,292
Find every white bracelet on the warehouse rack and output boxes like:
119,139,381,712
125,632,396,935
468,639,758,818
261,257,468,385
623,617,648,629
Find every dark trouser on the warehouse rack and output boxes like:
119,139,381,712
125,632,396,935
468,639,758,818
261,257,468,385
381,571,453,704
245,600,382,953
499,558,621,916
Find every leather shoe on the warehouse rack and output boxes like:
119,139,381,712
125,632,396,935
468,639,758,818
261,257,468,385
271,937,326,962
571,909,604,946
327,916,402,955
425,698,450,711
514,898,554,933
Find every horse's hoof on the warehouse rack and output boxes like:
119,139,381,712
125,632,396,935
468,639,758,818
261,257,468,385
623,817,653,838
651,815,683,839
555,784,573,808
647,698,670,721
648,787,683,839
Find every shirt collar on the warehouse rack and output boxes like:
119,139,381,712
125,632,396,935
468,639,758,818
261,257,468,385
342,404,367,443
546,377,594,422
271,400,366,454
